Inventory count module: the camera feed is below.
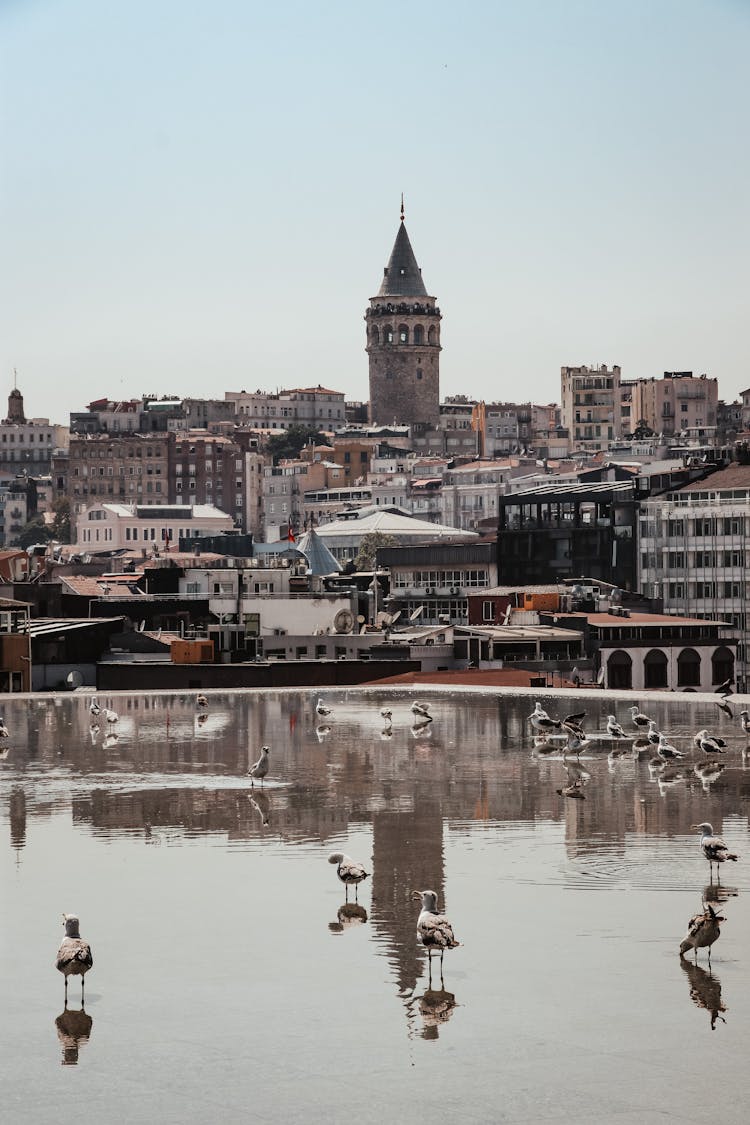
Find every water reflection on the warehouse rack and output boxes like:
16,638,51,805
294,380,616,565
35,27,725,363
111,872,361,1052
680,959,727,1030
414,987,457,1040
54,1006,93,1065
328,903,368,933
248,792,271,828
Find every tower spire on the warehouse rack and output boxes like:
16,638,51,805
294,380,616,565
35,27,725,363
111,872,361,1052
400,193,404,223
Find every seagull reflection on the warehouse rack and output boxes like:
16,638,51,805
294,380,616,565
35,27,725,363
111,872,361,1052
248,792,271,828
0,744,10,760
680,959,727,1030
103,733,119,750
415,987,457,1040
380,726,393,740
328,902,368,933
315,724,331,742
196,712,208,727
89,724,100,745
55,1005,93,1065
703,882,738,908
411,722,432,739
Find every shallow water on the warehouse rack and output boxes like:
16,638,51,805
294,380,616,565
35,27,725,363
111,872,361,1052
2,689,750,1123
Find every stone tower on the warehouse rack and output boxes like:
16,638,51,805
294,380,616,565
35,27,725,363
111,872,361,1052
6,386,26,424
366,206,441,430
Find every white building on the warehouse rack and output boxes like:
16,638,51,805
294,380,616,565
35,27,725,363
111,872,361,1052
561,364,622,451
75,503,234,552
312,505,477,563
638,462,750,688
225,386,346,432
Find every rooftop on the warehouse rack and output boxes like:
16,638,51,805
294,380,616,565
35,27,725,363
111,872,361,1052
677,462,750,493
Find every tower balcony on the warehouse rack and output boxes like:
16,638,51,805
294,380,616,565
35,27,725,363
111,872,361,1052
367,303,440,317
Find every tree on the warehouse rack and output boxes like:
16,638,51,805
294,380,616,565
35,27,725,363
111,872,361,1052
14,516,52,550
51,497,71,543
354,532,397,572
631,418,655,440
265,424,331,465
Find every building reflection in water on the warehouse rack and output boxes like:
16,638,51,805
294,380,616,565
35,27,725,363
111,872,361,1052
9,786,26,853
680,959,727,1030
55,1006,93,1065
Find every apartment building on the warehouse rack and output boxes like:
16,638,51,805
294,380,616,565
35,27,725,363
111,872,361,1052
560,364,621,451
628,372,717,441
66,433,173,517
638,462,750,688
225,386,346,431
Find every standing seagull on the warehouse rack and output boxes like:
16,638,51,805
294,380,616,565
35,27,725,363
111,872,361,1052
629,705,652,730
328,852,369,901
104,708,119,727
646,720,662,746
606,715,626,739
692,822,739,880
657,733,685,761
0,717,9,739
412,890,460,984
249,746,271,787
740,710,750,738
56,914,93,1002
380,707,393,727
694,730,726,756
680,904,725,962
411,700,432,721
89,698,101,718
316,698,333,719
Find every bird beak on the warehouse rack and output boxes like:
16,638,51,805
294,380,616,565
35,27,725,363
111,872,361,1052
411,890,422,901
690,824,699,830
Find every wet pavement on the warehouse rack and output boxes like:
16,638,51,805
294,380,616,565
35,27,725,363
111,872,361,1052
2,688,750,1123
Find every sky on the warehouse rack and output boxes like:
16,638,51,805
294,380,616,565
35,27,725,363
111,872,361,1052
1,0,748,422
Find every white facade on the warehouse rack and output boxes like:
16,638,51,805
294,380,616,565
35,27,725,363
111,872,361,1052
75,503,234,551
226,386,346,431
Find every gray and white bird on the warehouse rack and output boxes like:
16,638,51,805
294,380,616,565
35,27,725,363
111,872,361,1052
0,717,9,739
740,710,750,737
692,822,739,878
629,705,652,729
316,698,333,719
410,700,432,721
657,733,685,761
89,698,101,718
680,904,725,962
104,708,119,727
380,707,393,726
249,745,270,787
606,715,626,739
56,914,93,1002
715,698,734,720
412,889,460,980
528,703,561,734
196,694,209,709
328,852,369,901
694,730,726,756
646,720,662,746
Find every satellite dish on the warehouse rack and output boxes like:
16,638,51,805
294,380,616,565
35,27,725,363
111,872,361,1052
333,609,355,634
356,615,365,624
66,670,83,689
409,606,423,622
389,611,402,625
359,624,367,635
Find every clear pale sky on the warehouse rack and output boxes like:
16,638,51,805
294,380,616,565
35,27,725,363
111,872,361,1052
1,0,748,422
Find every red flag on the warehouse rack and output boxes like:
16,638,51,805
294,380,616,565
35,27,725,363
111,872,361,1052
287,526,295,543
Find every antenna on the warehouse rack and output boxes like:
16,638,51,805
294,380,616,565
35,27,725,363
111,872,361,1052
400,193,405,222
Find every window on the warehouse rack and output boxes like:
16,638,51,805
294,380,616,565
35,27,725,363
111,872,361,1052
482,601,495,622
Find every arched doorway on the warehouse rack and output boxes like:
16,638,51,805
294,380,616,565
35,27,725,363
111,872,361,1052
644,649,668,689
677,648,701,688
711,646,734,687
607,650,632,690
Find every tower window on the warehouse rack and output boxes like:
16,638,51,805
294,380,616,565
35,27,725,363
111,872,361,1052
398,325,409,344
413,325,424,345
385,328,394,344
417,369,423,380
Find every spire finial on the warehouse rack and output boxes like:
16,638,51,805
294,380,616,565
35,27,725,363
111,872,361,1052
400,193,405,222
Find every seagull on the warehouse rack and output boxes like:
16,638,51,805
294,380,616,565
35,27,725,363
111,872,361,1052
694,730,726,756
89,698,101,718
563,729,590,756
740,710,750,737
606,715,626,739
529,701,551,721
328,852,369,901
249,746,270,787
316,698,333,719
657,733,685,761
528,705,562,734
629,705,652,729
0,717,9,739
715,699,734,719
412,889,460,983
380,707,393,726
104,709,118,727
56,914,93,1002
680,904,725,962
411,701,432,721
692,822,739,879
715,677,734,698
196,694,208,709
646,720,662,746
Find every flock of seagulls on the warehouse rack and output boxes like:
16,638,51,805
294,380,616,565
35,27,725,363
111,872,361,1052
314,697,434,741
528,698,744,962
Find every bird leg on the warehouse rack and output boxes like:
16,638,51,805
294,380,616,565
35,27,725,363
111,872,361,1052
64,977,68,1002
81,977,85,1001
345,884,349,903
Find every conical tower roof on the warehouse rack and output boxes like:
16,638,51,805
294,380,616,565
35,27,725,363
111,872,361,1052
377,222,428,298
295,527,342,575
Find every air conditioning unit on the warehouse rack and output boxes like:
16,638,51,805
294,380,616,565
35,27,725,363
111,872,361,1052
449,587,460,595
426,588,435,596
